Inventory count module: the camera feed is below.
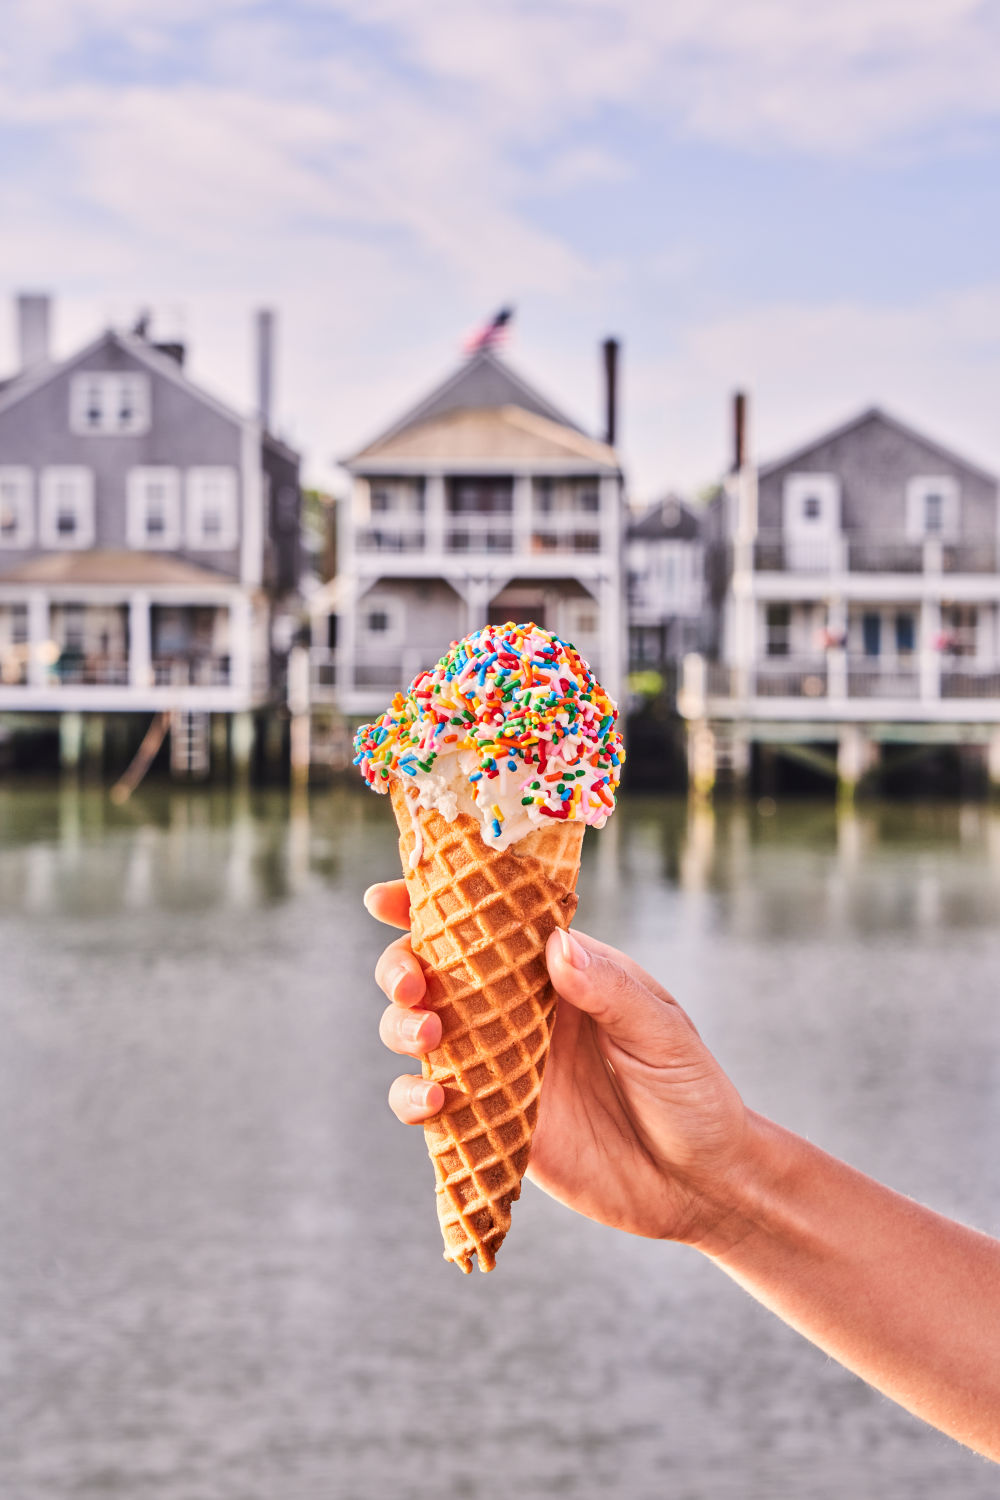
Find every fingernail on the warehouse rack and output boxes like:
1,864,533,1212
388,964,412,1001
410,1079,437,1109
400,1012,427,1045
363,885,380,914
557,928,590,970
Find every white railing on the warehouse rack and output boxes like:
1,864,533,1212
750,531,1000,576
152,656,231,687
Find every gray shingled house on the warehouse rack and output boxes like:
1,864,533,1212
680,404,1000,794
0,295,301,776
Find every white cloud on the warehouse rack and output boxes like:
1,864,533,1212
1,0,1000,501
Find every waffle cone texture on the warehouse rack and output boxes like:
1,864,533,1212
389,779,583,1272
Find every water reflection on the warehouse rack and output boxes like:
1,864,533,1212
1,787,1000,1500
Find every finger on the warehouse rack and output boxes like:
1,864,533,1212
379,1002,442,1057
571,930,682,1010
374,934,427,1007
545,927,699,1062
363,881,411,930
388,1074,444,1124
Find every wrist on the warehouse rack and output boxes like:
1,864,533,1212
678,1110,803,1260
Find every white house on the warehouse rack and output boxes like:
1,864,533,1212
311,342,625,719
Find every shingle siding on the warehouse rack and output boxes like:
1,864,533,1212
758,411,998,535
0,336,245,579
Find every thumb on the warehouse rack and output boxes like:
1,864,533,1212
545,927,693,1065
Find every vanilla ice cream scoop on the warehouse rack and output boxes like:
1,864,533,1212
353,621,624,850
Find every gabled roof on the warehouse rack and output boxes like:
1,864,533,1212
0,329,300,460
759,406,997,486
350,404,618,468
628,494,701,541
0,550,238,588
345,346,588,462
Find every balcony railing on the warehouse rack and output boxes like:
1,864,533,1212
750,531,999,575
50,655,131,686
356,526,426,553
152,656,231,687
695,655,1000,702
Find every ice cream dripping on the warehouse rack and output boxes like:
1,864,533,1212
353,622,624,851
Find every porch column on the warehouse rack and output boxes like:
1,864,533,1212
129,591,152,689
597,571,623,708
920,597,941,702
230,593,253,700
425,472,446,555
827,597,847,700
512,474,532,553
988,726,1000,799
837,725,876,800
27,591,49,688
462,577,492,635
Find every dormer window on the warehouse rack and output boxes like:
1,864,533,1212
906,476,958,539
802,495,822,521
70,372,150,435
0,468,33,548
127,468,180,549
40,467,95,548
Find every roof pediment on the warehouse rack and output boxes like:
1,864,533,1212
348,404,618,469
759,406,997,485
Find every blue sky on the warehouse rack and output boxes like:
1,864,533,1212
2,0,1000,500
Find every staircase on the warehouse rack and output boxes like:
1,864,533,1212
170,710,211,778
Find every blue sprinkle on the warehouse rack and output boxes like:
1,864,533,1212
507,759,517,771
491,818,502,839
469,771,483,782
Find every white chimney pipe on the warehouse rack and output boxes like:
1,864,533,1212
17,293,51,370
256,308,275,430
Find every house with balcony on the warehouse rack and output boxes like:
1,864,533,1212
0,294,301,776
312,342,625,722
626,494,705,673
679,405,1000,794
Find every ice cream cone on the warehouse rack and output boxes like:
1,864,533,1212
390,778,583,1272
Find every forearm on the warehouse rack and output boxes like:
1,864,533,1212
697,1112,1000,1460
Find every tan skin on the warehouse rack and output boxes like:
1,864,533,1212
367,879,1000,1462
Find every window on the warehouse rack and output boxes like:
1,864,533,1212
577,488,600,513
895,612,916,655
63,605,85,651
360,596,403,644
802,495,822,520
70,373,150,435
0,468,33,547
906,476,959,540
11,604,28,645
945,604,978,657
862,612,881,657
187,468,238,549
40,468,95,548
535,479,554,514
127,468,180,549
447,477,513,514
371,489,393,513
923,493,943,534
765,604,791,657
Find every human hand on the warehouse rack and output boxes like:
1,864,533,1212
365,879,754,1247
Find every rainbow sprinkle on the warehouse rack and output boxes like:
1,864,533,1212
353,621,624,827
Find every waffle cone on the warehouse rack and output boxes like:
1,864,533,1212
389,778,583,1272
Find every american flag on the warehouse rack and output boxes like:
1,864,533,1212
462,306,514,355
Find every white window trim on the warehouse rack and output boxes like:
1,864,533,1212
70,372,151,436
782,473,842,535
906,475,959,540
186,467,239,550
0,467,34,548
127,467,181,550
39,467,95,549
359,594,405,647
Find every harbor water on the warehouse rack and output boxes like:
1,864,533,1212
1,785,999,1499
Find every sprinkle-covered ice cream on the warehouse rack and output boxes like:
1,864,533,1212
353,622,624,851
